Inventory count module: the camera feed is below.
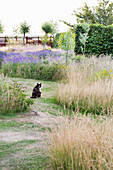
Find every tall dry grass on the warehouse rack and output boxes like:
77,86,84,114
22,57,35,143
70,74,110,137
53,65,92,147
56,60,113,115
48,115,113,170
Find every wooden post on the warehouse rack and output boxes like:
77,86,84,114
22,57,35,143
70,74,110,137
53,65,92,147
26,36,28,44
5,36,7,46
15,36,17,41
38,36,39,44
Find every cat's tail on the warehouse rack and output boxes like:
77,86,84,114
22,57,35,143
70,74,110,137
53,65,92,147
30,96,36,98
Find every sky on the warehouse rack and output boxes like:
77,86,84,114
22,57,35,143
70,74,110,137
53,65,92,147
0,0,98,36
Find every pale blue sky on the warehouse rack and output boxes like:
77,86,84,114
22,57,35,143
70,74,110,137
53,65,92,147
0,0,98,36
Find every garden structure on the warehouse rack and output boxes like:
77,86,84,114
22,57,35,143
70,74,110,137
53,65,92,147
0,35,54,47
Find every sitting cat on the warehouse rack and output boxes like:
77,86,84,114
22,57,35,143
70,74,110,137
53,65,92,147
30,83,42,98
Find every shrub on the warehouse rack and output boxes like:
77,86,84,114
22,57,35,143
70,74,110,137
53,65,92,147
94,69,113,80
48,115,113,170
0,74,33,115
1,62,67,81
75,24,113,56
53,33,61,48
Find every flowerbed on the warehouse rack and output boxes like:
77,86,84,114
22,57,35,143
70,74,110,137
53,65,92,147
0,50,71,81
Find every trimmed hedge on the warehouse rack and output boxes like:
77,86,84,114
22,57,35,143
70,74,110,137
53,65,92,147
75,24,113,56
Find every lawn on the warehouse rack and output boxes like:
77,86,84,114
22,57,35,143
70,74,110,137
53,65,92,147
0,77,61,170
0,45,113,169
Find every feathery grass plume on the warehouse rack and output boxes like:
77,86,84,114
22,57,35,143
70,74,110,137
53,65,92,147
48,115,113,169
56,60,113,115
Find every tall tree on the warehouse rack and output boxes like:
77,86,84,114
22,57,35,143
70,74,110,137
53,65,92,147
42,22,53,35
73,3,96,24
95,0,113,25
41,21,57,35
73,0,113,25
20,21,30,45
0,21,4,33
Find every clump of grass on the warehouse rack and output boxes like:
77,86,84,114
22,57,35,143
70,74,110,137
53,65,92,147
48,115,113,170
0,74,33,115
56,62,113,115
1,62,67,81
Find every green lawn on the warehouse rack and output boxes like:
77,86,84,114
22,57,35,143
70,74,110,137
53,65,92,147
0,77,60,170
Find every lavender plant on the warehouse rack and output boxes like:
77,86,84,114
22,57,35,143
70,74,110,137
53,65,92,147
0,50,69,81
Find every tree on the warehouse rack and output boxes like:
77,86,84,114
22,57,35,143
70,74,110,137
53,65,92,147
0,21,4,33
73,3,96,24
42,21,56,35
58,32,75,65
95,0,113,25
49,20,58,35
79,23,90,55
73,0,113,26
20,21,30,45
41,35,48,50
41,21,58,49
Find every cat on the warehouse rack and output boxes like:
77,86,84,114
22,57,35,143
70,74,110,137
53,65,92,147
30,83,42,98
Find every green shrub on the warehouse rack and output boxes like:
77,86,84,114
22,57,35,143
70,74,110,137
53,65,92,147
0,75,33,115
53,33,62,48
75,24,113,56
71,55,86,62
93,69,113,80
1,62,67,81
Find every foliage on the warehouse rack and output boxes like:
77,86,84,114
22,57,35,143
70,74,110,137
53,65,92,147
0,50,69,81
73,3,96,24
41,35,48,50
79,23,90,55
75,24,113,56
20,21,30,45
41,21,55,35
1,62,67,81
0,21,4,33
94,69,113,80
0,75,33,115
52,33,62,48
49,20,58,35
95,0,113,26
73,0,113,25
71,55,86,62
58,31,75,65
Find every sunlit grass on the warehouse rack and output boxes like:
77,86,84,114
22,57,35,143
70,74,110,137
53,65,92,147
48,114,113,170
56,61,113,115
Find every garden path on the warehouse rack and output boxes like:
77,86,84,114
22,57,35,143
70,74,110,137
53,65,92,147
0,78,64,169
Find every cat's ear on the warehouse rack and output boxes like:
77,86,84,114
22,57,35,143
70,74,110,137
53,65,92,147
37,83,39,86
40,83,42,87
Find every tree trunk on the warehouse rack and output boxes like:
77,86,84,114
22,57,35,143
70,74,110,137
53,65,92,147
66,50,68,66
23,33,25,45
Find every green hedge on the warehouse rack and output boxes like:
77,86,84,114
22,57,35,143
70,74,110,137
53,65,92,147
75,24,113,56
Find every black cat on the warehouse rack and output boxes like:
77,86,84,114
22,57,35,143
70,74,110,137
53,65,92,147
30,83,42,98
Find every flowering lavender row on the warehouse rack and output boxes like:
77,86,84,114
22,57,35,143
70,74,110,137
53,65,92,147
0,50,70,64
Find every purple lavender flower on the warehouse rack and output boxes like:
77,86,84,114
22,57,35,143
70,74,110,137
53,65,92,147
0,49,73,65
